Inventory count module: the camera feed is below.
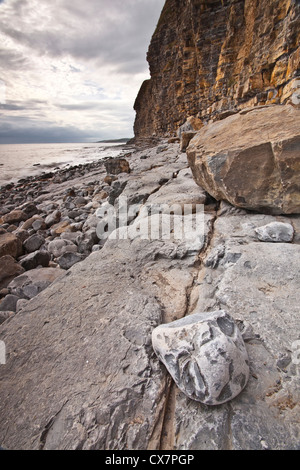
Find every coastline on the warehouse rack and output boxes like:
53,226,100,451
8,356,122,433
0,138,299,449
0,141,130,187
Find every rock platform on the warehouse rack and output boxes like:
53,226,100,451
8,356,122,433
0,140,299,450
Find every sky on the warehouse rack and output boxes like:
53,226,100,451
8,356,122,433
0,0,165,143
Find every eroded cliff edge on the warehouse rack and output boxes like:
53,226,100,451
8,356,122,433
134,0,300,138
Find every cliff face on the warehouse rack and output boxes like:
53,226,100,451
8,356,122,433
134,0,300,138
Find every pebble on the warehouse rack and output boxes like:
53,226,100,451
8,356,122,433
20,250,51,271
47,239,78,258
255,222,294,242
57,252,84,270
45,210,61,227
23,234,45,253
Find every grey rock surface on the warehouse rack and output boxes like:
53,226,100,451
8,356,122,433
176,210,300,450
255,221,294,242
0,141,299,450
0,241,167,450
8,268,64,300
0,294,19,313
0,311,14,325
152,310,249,405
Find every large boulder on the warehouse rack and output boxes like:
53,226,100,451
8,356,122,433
187,105,300,215
152,310,249,405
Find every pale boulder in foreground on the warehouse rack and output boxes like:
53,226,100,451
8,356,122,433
152,310,249,405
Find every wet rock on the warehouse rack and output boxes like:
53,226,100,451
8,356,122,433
255,222,294,242
152,310,249,405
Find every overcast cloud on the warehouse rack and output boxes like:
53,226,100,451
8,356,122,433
0,0,165,143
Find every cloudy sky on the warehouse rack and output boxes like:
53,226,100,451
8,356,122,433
0,0,165,143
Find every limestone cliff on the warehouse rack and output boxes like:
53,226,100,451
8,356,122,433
134,0,300,138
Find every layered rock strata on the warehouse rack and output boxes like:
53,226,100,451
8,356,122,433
134,0,300,138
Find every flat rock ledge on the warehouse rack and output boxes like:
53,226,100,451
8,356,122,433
152,310,249,405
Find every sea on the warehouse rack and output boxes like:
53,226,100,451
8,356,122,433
0,142,129,188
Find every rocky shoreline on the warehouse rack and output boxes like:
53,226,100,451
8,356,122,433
0,134,299,449
0,147,135,317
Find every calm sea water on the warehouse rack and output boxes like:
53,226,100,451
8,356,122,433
0,142,127,187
